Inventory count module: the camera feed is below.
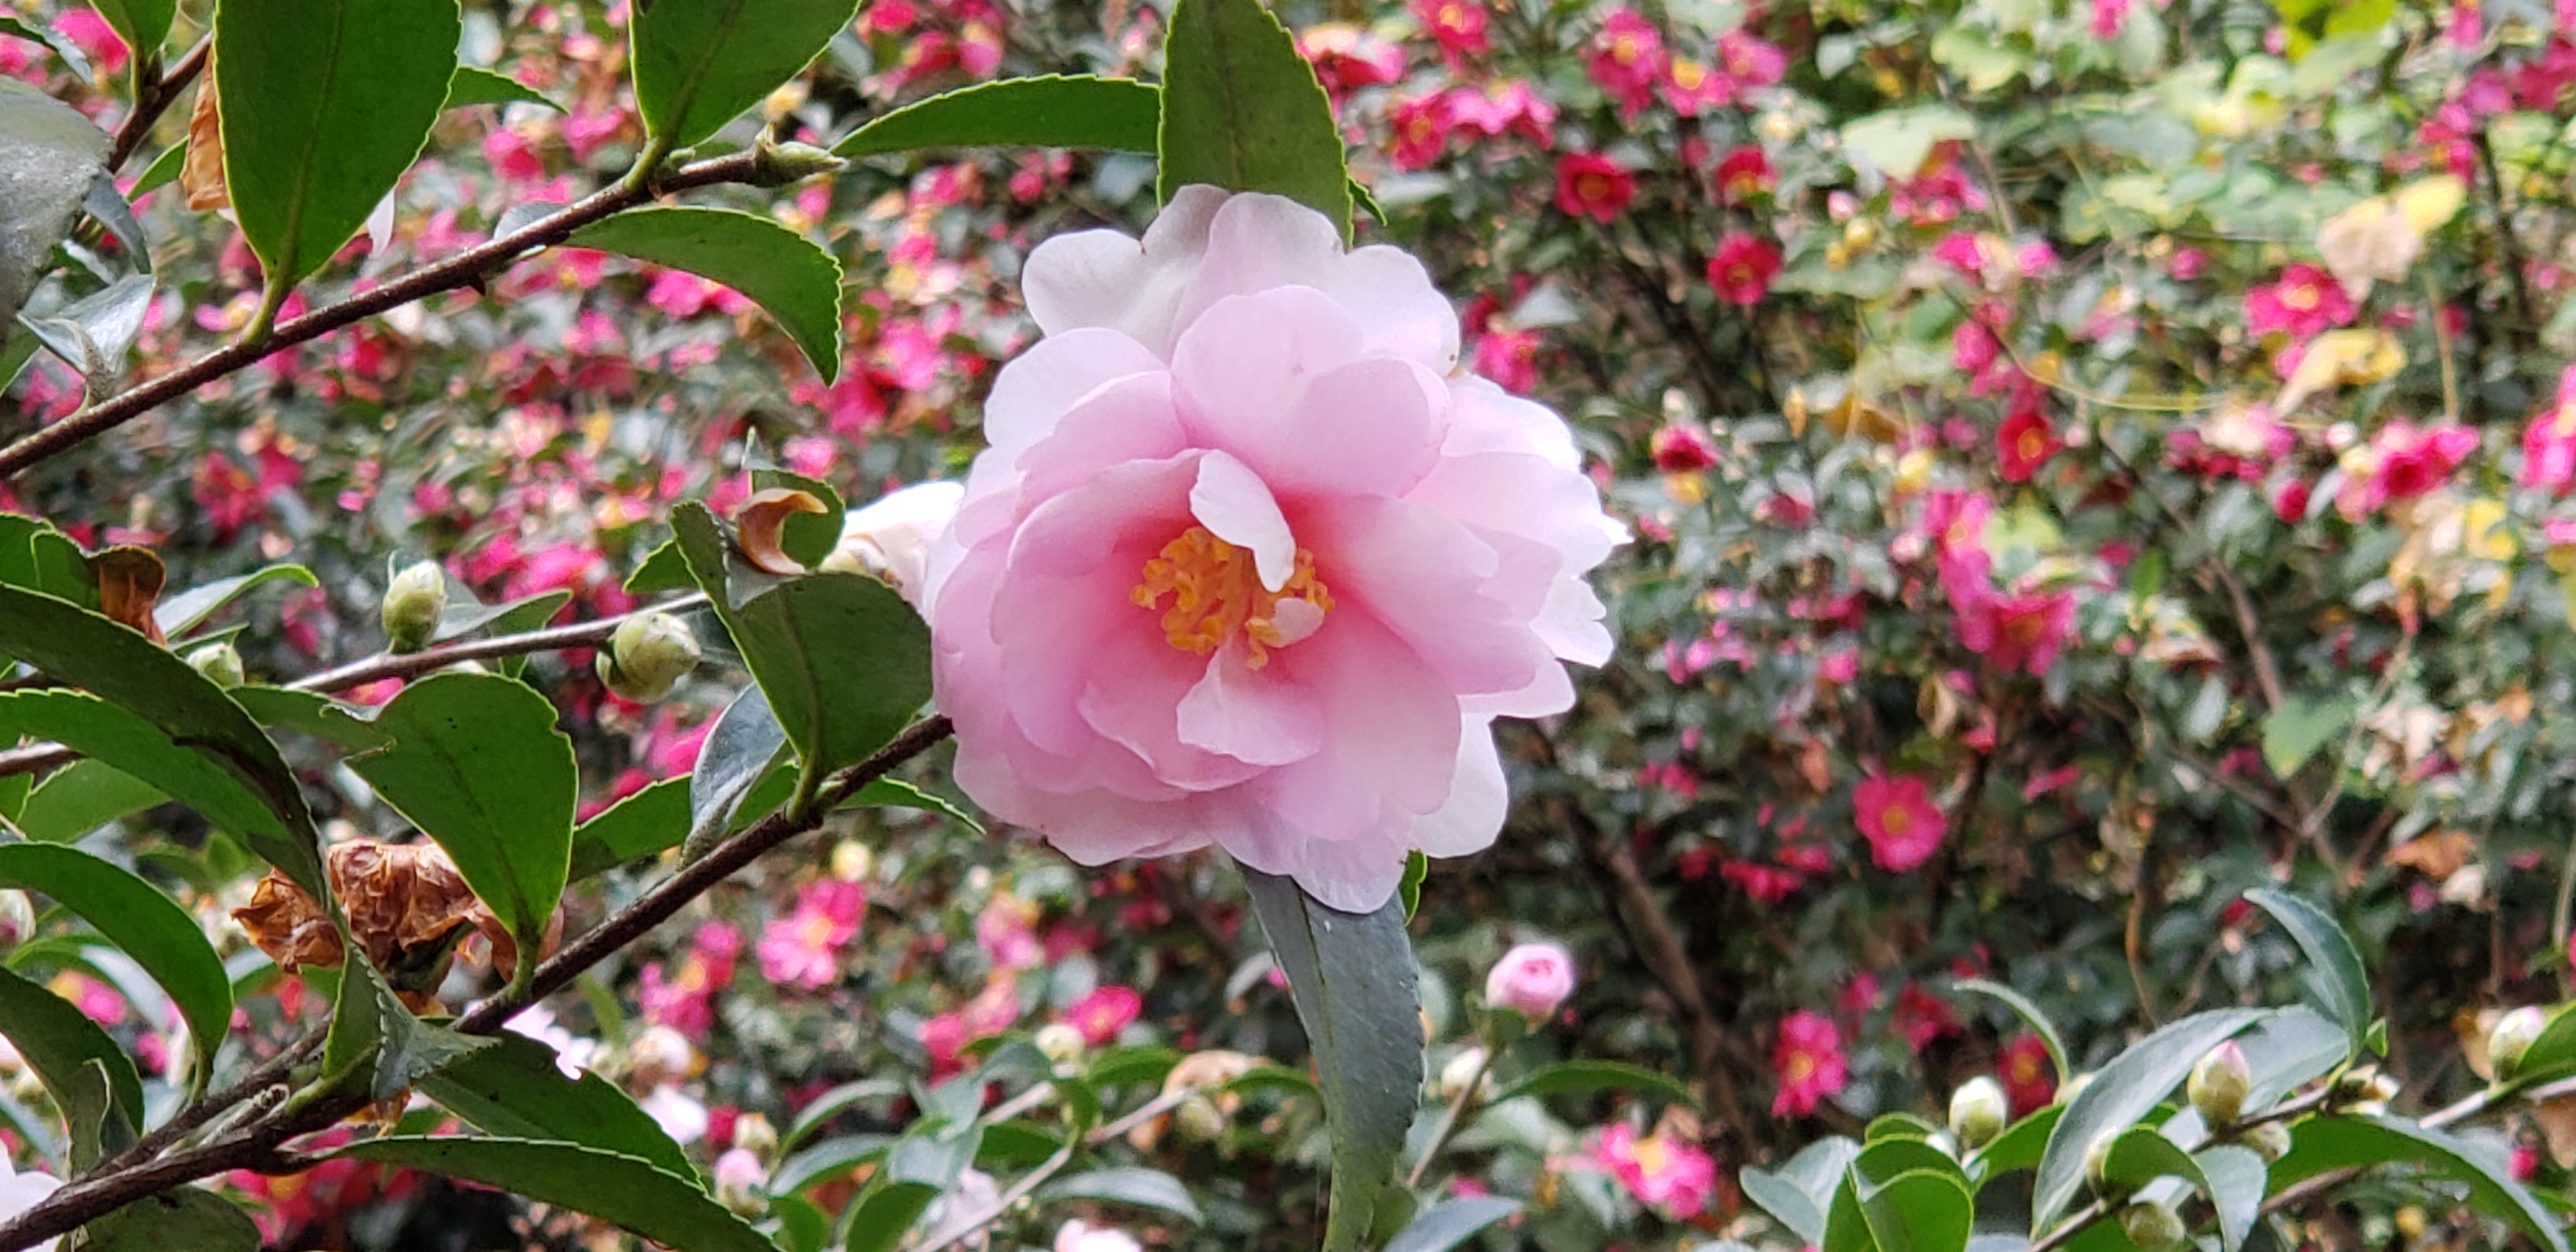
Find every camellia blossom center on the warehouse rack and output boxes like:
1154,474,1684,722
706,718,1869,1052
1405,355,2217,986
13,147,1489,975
1131,524,1334,669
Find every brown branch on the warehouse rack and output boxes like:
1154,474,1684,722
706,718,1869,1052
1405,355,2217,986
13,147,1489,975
106,37,208,173
0,151,767,480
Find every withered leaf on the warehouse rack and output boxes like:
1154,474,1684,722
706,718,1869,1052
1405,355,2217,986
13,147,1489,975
181,72,228,213
89,546,166,644
735,487,827,576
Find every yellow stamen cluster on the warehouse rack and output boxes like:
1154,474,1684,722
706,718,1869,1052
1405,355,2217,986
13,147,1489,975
1132,526,1333,669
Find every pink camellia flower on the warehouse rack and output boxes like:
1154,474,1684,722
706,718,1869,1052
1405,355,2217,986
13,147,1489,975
1594,1123,1717,1219
1958,586,2076,676
2244,264,2356,339
1706,233,1781,305
1713,145,1774,204
2522,369,2576,492
756,880,866,991
924,188,1621,912
1995,406,2062,482
1386,93,1453,171
1409,0,1489,63
1471,328,1542,394
1553,153,1636,223
1587,10,1666,118
1062,985,1143,1046
1485,940,1576,1019
2369,420,2480,505
1772,1009,1849,1117
1650,424,1720,473
1853,772,1946,872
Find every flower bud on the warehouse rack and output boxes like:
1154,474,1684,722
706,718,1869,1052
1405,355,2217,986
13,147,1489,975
596,611,701,703
2488,1005,2548,1082
186,641,245,689
712,1147,766,1215
732,1112,779,1161
2242,1121,2292,1161
1949,1076,2007,1150
1484,942,1575,1021
2120,1201,2189,1252
830,839,874,884
2188,1041,2252,1127
2057,1071,2094,1106
1035,1023,1087,1067
751,139,845,185
1175,1094,1228,1141
1436,1047,1491,1101
381,561,447,654
2083,1131,2119,1198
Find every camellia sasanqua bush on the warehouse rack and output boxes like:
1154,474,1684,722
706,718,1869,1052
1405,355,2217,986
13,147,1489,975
13,0,2576,1250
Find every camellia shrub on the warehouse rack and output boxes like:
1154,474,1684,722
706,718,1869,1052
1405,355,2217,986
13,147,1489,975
10,0,2576,1250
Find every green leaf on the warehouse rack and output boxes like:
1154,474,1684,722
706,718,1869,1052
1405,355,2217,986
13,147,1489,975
0,843,231,1085
671,504,933,794
231,687,395,754
433,588,572,645
2098,1124,2212,1196
2243,889,2370,1057
1743,1137,1860,1247
843,1177,942,1252
321,950,383,1088
834,75,1161,157
782,1078,907,1150
1397,850,1427,921
846,777,981,833
0,686,322,900
348,673,577,965
569,777,689,880
153,563,318,639
1492,1059,1694,1106
2237,1004,2350,1107
330,1136,778,1252
213,0,460,291
0,81,109,328
447,65,561,112
689,685,790,855
1036,1167,1203,1225
0,18,93,82
626,539,693,594
2516,1002,2576,1082
1839,104,1977,177
1383,1196,1522,1252
1156,0,1350,235
417,1035,694,1179
770,1133,894,1195
1242,866,1420,1252
1956,979,2070,1085
1866,1113,1943,1142
19,759,165,842
2196,1143,2268,1252
374,988,491,1101
2273,1114,2567,1252
629,0,862,151
129,141,184,198
1972,1107,2062,1180
571,207,841,381
2260,696,2355,779
0,963,142,1141
80,1187,261,1252
2032,1008,2269,1233
83,0,174,66
1856,1169,1974,1252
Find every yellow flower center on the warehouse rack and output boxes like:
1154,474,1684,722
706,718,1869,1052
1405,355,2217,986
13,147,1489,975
2282,284,2319,312
1784,1052,1816,1084
1633,1137,1671,1174
1133,526,1333,669
2018,429,2050,461
1880,805,1912,837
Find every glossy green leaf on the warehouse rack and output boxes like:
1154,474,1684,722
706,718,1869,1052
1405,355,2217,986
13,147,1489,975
417,1035,693,1178
0,843,231,1083
0,81,107,339
372,979,490,1101
2237,1004,2350,1107
0,686,321,899
688,685,788,857
321,950,383,1088
834,75,1160,157
847,777,981,833
213,0,459,291
843,1179,940,1252
569,777,689,880
2273,1114,2566,1252
82,0,173,66
80,1186,261,1252
782,1078,906,1150
0,963,142,1140
1492,1059,1694,1106
1156,0,1350,234
448,65,561,112
1243,866,1420,1252
770,1132,894,1195
626,539,693,594
433,587,572,645
153,563,317,639
1037,1167,1203,1224
1854,1137,1967,1187
231,687,395,754
0,19,92,82
1970,1106,2062,1180
1383,1196,1522,1252
629,0,861,151
18,759,164,842
1866,1113,1943,1142
671,504,933,795
349,673,576,964
571,208,843,381
2244,889,2370,1056
1956,979,2069,1084
129,141,183,197
2032,1008,2269,1234
330,1136,777,1252
2099,1124,2211,1202
2196,1143,2267,1252
1397,850,1427,921
1857,1168,1975,1252
1744,1136,1860,1247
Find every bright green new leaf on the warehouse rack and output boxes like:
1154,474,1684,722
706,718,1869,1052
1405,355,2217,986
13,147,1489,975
1158,0,1351,236
418,1036,694,1178
2031,1007,2269,1233
80,1187,261,1252
1243,866,1420,1252
2244,889,2372,1057
213,0,460,292
0,964,143,1141
629,0,861,151
349,673,577,966
571,207,844,381
331,1136,777,1252
1970,1106,2062,1179
834,75,1161,157
447,65,562,112
0,843,231,1085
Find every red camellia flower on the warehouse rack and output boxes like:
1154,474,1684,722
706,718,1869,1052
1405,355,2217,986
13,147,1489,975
1409,0,1489,63
1553,153,1636,223
1587,9,1667,118
1650,424,1720,473
1995,406,2062,482
1772,1009,1850,1117
1853,772,1947,871
1706,232,1781,305
1713,144,1775,204
1999,1031,2057,1115
1958,586,2076,676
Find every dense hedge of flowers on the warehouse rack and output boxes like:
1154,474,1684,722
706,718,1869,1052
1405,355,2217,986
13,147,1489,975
11,0,2576,1247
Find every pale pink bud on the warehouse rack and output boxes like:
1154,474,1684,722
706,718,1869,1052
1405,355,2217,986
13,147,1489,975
1485,942,1576,1019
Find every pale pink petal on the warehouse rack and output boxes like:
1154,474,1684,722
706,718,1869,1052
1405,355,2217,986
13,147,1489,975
1409,719,1509,857
1076,622,1273,790
1190,452,1296,590
982,328,1167,455
1014,373,1190,501
1174,645,1326,765
1259,611,1463,836
1307,496,1551,698
1022,186,1226,355
1444,376,1583,469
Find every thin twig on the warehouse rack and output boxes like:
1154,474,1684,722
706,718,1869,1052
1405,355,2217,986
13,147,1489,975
106,38,208,172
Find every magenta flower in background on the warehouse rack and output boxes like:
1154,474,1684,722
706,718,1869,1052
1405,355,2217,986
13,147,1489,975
1062,985,1144,1045
1958,587,2076,677
1552,152,1636,223
2243,264,2356,339
1485,941,1577,1019
923,189,1621,912
1853,772,1947,872
1586,9,1666,116
1772,1009,1850,1117
756,881,866,991
1593,1123,1717,1219
1706,232,1781,305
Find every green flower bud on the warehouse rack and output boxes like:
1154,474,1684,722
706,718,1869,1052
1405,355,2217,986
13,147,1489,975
1175,1095,1228,1141
1034,1023,1087,1067
596,612,701,704
751,139,847,185
1949,1076,2007,1150
2488,1006,2547,1082
381,561,447,654
185,641,245,689
2083,1130,2119,1198
2120,1201,2189,1252
2242,1121,2292,1162
2188,1041,2252,1127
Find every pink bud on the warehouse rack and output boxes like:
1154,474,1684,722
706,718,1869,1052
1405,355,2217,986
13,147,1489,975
1485,942,1576,1019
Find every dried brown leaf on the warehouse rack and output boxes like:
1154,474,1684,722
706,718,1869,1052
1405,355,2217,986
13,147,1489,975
735,487,828,576
2388,830,2476,881
89,546,166,644
181,72,228,213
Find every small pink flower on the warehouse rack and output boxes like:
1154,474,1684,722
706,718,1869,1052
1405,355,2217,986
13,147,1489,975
1958,587,2076,676
1553,153,1635,223
1386,93,1452,170
1650,424,1720,473
1772,1009,1849,1117
1587,10,1666,118
1996,406,2062,482
1853,772,1947,872
1713,145,1774,204
1485,941,1576,1019
756,881,866,991
1409,0,1489,63
1895,984,1961,1050
1594,1124,1718,1218
1472,328,1542,394
1062,985,1142,1046
2244,264,2356,339
1706,233,1781,305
